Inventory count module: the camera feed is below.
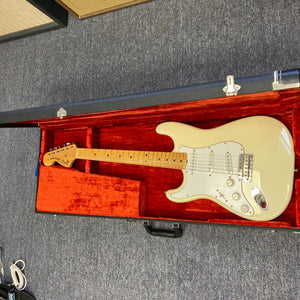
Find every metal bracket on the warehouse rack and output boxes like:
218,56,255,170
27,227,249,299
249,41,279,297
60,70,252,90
0,247,3,284
57,107,67,119
223,75,241,96
273,70,300,90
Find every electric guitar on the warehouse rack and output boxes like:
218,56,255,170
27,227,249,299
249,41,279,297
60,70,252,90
43,116,295,221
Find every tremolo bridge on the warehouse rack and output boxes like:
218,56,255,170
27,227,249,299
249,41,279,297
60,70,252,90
238,154,253,182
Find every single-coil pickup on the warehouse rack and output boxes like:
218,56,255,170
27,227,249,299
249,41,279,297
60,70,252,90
208,150,215,174
238,154,253,182
226,152,233,174
189,149,197,173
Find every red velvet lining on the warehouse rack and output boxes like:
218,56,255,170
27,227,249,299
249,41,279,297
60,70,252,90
36,88,300,229
36,165,143,217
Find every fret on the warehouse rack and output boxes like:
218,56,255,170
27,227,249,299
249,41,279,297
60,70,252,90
76,148,187,170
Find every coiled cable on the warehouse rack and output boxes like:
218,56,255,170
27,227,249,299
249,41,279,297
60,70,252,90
9,260,27,291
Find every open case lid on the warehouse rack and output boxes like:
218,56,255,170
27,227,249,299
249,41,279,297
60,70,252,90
0,69,299,127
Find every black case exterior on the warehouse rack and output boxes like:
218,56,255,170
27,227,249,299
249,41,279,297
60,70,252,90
0,69,299,237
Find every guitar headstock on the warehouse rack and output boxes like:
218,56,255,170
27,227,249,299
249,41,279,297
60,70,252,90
43,144,77,168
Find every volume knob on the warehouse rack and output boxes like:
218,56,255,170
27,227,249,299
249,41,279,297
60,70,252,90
232,192,240,201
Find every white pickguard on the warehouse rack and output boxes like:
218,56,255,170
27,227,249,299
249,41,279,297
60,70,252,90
166,142,254,217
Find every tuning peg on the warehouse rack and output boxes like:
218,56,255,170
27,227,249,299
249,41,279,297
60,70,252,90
66,143,71,146
54,147,57,150
49,148,53,151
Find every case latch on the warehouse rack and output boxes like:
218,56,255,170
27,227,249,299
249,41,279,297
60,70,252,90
223,75,241,96
272,70,300,90
57,107,67,119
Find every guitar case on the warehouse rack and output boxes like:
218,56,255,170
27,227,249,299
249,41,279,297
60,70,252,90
0,285,34,300
0,69,299,237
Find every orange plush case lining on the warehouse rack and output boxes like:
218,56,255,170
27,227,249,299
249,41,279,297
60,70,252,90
36,89,300,229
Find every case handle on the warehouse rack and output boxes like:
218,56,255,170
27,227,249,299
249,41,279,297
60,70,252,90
143,221,183,238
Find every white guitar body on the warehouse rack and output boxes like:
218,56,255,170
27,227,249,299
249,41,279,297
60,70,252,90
156,116,294,221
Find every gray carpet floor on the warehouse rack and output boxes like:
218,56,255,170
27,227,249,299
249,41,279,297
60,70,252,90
0,0,299,299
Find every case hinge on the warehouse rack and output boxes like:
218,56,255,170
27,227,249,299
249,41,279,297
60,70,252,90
272,70,300,90
223,75,241,96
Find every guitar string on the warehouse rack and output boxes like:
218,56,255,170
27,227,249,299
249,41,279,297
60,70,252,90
78,149,247,175
80,159,241,175
79,149,245,161
79,149,245,165
80,160,241,176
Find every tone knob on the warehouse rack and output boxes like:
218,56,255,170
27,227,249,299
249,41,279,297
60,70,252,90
226,178,235,187
241,204,249,213
232,192,240,201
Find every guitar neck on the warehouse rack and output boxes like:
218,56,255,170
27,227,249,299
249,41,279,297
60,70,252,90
76,148,187,170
